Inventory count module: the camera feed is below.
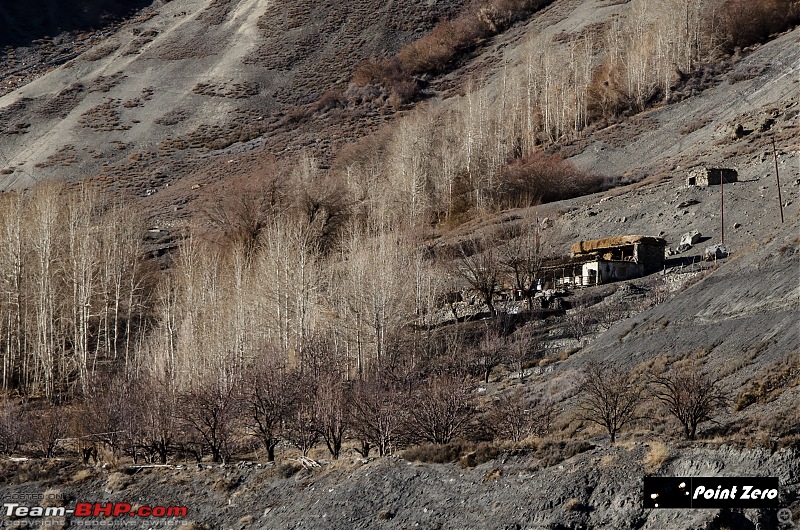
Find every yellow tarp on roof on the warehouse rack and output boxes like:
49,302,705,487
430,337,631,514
571,235,666,255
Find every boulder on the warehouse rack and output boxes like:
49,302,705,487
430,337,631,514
680,230,702,246
704,244,728,261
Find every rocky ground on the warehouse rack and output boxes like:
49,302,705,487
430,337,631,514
0,1,798,529
1,443,798,529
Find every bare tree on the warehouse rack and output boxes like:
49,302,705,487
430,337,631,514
405,374,474,444
246,356,297,462
349,374,405,457
178,378,241,463
203,174,286,259
30,406,67,458
486,389,553,443
650,365,727,440
77,372,133,460
0,398,24,455
474,324,507,384
284,372,318,456
500,221,542,311
566,296,597,340
133,374,177,464
453,237,501,317
315,369,349,459
508,326,539,381
576,361,643,443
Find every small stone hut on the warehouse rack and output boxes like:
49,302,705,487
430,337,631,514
686,167,738,187
570,235,667,285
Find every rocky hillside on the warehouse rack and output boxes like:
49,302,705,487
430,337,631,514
0,0,798,529
0,0,464,194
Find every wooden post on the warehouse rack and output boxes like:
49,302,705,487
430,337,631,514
772,137,784,224
720,169,724,244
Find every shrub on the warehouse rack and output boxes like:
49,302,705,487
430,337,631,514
397,16,490,76
642,441,670,472
402,442,471,464
275,462,302,479
459,442,503,468
496,151,601,209
714,0,800,52
535,440,594,467
734,359,800,411
563,498,585,512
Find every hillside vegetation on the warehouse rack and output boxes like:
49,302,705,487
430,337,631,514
0,0,798,528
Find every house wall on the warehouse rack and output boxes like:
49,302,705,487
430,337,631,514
634,242,666,274
582,260,645,284
687,167,738,186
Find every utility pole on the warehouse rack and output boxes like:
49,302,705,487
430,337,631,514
720,170,724,245
772,137,784,224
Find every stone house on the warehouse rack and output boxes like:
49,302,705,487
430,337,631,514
569,235,667,286
686,167,738,186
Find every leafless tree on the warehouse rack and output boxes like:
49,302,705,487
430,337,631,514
349,374,405,457
500,221,542,311
508,326,539,381
284,372,318,456
650,365,727,440
474,324,507,384
77,372,134,460
405,374,474,444
29,405,67,458
178,378,241,463
0,398,24,455
596,298,626,331
453,237,501,317
566,296,597,340
486,389,553,443
203,174,286,259
245,356,297,462
315,369,349,459
133,374,177,464
576,361,644,443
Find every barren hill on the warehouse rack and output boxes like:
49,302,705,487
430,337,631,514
0,0,798,529
0,0,463,193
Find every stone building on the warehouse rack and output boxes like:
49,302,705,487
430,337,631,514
686,167,738,186
569,235,667,286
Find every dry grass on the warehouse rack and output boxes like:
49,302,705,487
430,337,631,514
564,497,585,511
105,472,133,493
71,468,93,483
735,357,800,411
642,441,670,473
193,81,259,99
81,43,120,62
78,99,131,131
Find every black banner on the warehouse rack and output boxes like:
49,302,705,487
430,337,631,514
644,477,780,509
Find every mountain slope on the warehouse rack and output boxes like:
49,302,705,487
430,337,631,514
0,0,463,192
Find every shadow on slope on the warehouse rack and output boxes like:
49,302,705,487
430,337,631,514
0,0,154,46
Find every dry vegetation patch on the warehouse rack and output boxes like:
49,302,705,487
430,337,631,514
81,42,120,62
735,358,800,411
35,83,85,119
34,145,78,168
79,99,131,131
642,441,670,472
197,0,236,26
88,72,127,93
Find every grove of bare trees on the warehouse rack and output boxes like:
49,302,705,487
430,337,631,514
0,0,776,464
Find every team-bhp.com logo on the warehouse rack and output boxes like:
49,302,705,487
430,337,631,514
4,502,188,519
